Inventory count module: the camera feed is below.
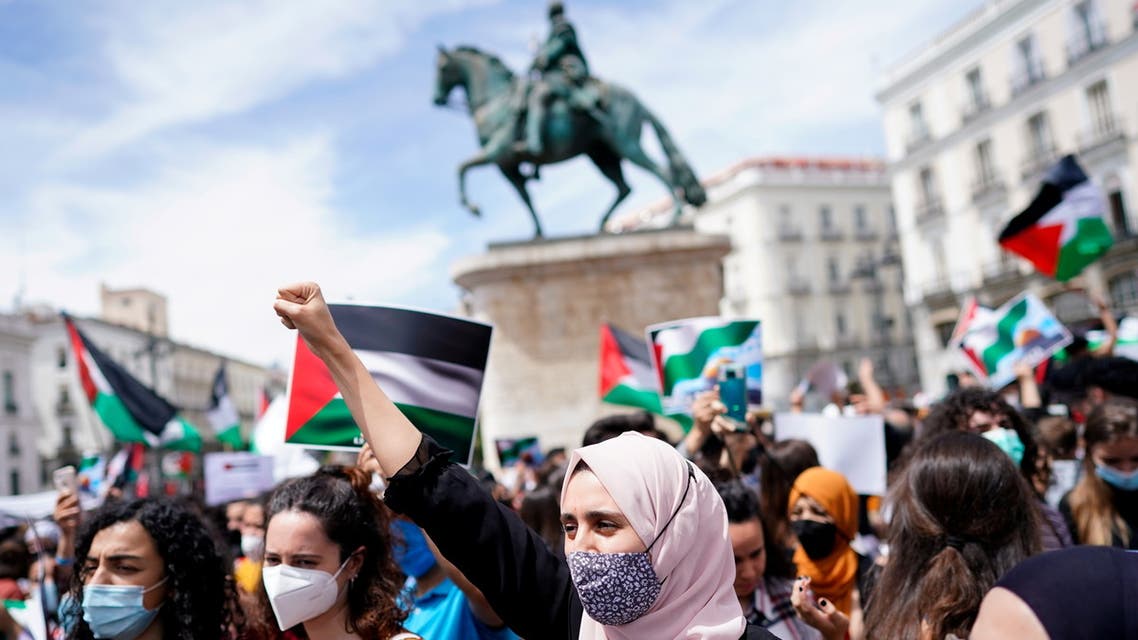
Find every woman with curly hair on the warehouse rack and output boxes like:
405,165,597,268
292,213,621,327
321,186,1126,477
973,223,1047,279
248,466,419,640
863,432,1039,640
65,497,240,640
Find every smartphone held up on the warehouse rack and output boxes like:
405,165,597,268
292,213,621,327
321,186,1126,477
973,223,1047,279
717,362,749,432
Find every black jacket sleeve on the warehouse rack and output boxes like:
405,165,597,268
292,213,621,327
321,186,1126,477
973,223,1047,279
384,436,576,639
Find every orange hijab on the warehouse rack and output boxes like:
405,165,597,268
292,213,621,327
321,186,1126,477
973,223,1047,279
788,467,859,615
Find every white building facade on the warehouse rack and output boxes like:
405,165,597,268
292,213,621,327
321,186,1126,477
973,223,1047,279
878,0,1138,396
0,316,43,495
616,157,919,408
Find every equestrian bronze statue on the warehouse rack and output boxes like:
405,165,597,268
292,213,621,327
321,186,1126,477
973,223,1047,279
433,2,705,238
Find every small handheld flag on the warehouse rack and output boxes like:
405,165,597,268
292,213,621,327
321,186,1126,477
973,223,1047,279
999,154,1113,281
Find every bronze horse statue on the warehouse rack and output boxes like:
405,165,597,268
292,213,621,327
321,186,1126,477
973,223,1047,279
433,46,706,237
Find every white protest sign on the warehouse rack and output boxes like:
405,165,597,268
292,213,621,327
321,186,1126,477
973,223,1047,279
204,452,276,506
774,413,887,496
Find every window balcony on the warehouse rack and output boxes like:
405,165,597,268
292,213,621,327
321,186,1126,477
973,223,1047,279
981,259,1021,287
906,127,933,153
1020,147,1059,181
1077,115,1125,154
778,226,803,241
971,172,1007,204
819,227,844,241
828,281,852,295
855,226,878,241
1067,24,1109,66
1010,62,1047,97
55,399,74,416
961,92,992,124
786,278,811,296
915,197,945,225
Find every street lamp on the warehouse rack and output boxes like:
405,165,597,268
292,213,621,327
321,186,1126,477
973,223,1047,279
850,246,903,388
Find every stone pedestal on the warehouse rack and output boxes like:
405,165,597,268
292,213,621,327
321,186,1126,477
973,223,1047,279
452,228,731,468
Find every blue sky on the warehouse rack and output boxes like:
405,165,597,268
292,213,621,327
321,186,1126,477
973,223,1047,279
0,0,982,367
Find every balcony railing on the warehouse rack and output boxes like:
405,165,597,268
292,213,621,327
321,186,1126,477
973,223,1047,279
819,227,844,241
828,281,852,295
982,259,1021,285
778,226,803,241
855,226,878,241
906,127,933,153
1078,115,1125,153
787,279,811,296
971,172,1007,203
1010,61,1047,97
56,399,74,416
1067,23,1109,66
915,197,945,225
1020,146,1059,181
961,91,992,124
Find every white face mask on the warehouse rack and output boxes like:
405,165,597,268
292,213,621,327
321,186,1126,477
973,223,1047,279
261,558,350,630
241,534,264,559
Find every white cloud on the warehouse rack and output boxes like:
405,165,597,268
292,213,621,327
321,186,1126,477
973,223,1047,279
64,0,495,159
1,135,450,366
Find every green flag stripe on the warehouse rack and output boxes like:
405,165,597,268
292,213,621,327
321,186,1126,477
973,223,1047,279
661,322,758,395
602,383,663,413
217,425,244,449
982,298,1029,374
287,399,476,462
1055,217,1114,281
93,393,151,443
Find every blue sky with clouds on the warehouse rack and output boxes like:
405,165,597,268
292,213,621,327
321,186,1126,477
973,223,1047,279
0,0,982,367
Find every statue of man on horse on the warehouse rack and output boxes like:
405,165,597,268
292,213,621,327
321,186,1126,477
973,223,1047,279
433,1,705,238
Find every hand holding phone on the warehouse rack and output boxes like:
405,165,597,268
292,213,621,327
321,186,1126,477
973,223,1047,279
53,466,77,496
717,362,748,431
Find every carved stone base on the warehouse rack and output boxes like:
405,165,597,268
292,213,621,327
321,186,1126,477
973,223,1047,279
452,227,730,468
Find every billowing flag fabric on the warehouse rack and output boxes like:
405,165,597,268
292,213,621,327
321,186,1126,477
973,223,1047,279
598,324,662,413
207,362,244,449
953,293,1071,389
64,315,175,444
495,436,543,467
256,386,271,421
646,317,762,427
999,155,1113,281
285,304,491,463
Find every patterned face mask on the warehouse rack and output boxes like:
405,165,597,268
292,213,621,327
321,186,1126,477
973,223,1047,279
567,463,695,626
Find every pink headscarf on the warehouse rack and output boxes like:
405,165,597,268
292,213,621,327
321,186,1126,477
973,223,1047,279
561,432,746,640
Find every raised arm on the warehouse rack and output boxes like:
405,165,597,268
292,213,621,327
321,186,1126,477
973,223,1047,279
273,282,421,476
1089,290,1117,357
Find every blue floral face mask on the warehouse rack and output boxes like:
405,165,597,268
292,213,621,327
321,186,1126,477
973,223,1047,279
982,427,1025,467
82,577,166,640
1096,464,1138,491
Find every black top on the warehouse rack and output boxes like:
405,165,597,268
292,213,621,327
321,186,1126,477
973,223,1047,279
384,435,778,640
1058,485,1138,549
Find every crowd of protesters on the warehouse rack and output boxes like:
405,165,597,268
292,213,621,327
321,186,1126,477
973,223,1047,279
0,280,1135,639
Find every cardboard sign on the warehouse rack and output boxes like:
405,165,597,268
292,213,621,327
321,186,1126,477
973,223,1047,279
774,413,887,496
203,452,276,506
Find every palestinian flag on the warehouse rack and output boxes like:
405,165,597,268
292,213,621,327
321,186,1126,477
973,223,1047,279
955,292,1072,389
999,155,1113,281
646,317,762,427
64,315,202,451
207,362,244,449
598,324,662,413
256,386,272,421
284,304,491,463
65,314,175,444
1088,316,1138,361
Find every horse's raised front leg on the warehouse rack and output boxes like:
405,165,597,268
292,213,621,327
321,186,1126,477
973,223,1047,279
457,152,495,217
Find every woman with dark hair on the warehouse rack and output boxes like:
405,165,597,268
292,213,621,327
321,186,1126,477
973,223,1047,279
518,486,563,557
758,440,819,551
716,481,819,640
864,432,1039,640
249,466,418,640
920,387,1072,550
64,498,240,640
1060,397,1138,548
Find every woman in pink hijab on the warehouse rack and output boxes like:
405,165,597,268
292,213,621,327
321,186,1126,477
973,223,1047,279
273,282,775,640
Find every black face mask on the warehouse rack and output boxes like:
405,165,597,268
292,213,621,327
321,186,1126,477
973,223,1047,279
226,528,242,549
791,519,838,560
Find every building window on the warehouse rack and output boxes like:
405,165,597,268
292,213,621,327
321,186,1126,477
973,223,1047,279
827,257,840,283
1109,273,1138,309
935,322,957,348
1049,291,1093,324
975,138,996,182
836,313,847,337
9,471,19,496
819,205,833,230
919,167,938,203
854,205,867,231
887,204,897,231
1069,0,1106,62
909,102,926,136
965,67,987,112
1017,35,1044,83
7,433,18,456
1085,80,1114,134
62,423,75,449
1026,112,1054,156
2,372,14,415
57,347,67,369
1109,190,1130,236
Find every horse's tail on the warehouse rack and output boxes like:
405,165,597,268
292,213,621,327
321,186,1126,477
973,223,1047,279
645,111,706,207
